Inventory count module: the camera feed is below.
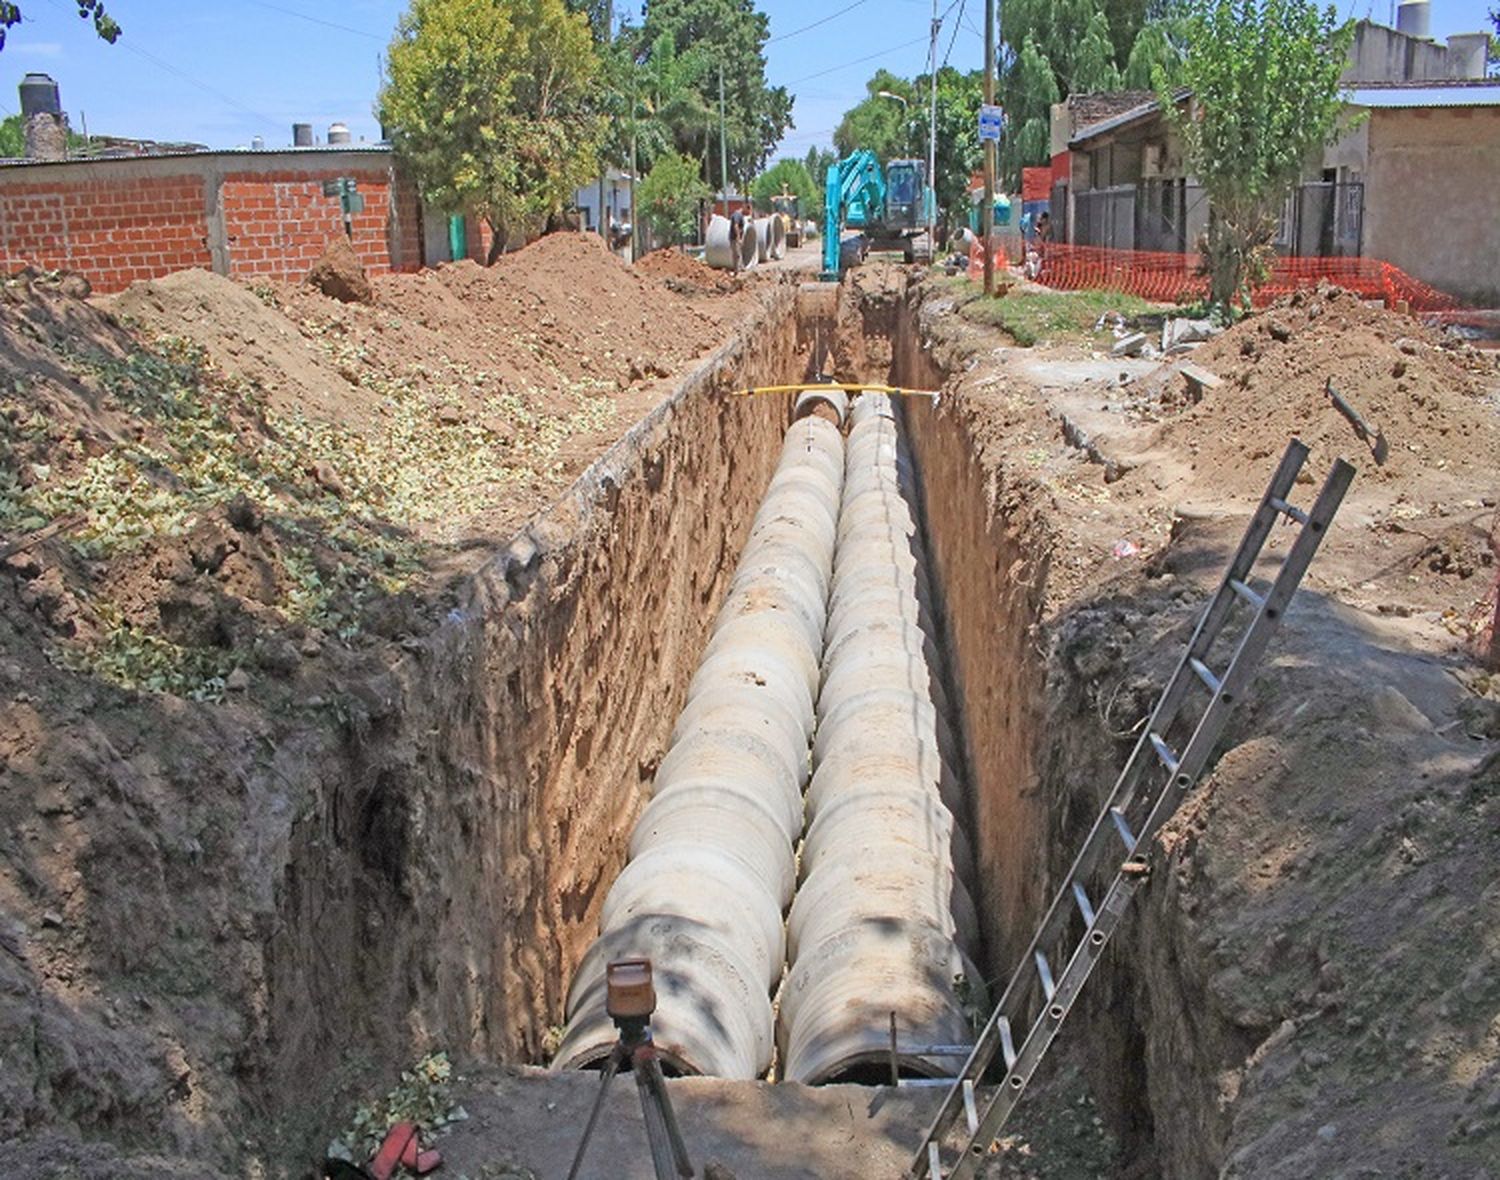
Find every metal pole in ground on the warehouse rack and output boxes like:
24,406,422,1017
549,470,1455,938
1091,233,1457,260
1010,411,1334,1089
927,0,939,262
982,0,996,296
719,66,729,221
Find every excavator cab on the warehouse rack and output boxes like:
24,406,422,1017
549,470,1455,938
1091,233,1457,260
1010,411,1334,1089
883,159,926,230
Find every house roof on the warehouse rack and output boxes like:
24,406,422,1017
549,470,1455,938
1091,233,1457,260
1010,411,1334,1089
1067,78,1500,150
1346,80,1500,107
1068,90,1190,148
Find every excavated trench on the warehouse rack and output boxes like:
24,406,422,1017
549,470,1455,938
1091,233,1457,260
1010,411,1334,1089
263,272,1132,1166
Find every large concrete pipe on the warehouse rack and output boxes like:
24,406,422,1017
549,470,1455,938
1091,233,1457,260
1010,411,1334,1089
555,414,844,1079
705,214,735,269
754,216,775,264
740,220,760,270
771,216,787,260
777,392,981,1085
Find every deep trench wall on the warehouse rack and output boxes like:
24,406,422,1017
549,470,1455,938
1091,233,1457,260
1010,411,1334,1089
887,287,1053,974
262,283,804,1163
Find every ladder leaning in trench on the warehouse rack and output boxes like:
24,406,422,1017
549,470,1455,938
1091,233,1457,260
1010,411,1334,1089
910,438,1356,1180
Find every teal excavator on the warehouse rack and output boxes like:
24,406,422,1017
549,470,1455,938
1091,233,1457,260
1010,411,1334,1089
820,149,933,279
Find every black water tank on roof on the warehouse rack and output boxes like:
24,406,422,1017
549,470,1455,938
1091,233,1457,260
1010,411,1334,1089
19,73,61,117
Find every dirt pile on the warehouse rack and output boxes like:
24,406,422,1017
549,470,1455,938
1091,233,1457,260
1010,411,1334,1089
305,235,373,304
1150,285,1500,492
636,247,741,293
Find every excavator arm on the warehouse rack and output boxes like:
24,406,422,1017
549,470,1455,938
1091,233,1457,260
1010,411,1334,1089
821,149,886,280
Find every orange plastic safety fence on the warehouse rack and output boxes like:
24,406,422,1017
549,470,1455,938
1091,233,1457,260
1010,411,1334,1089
967,241,1461,312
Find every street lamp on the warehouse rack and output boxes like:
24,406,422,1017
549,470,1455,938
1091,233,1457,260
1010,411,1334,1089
876,91,913,157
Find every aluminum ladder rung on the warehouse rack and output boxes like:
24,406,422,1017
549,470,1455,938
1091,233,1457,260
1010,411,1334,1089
907,441,1356,1180
1148,731,1180,776
1189,657,1222,696
1071,881,1096,927
962,1079,979,1135
1269,495,1309,525
997,1015,1017,1069
1229,577,1264,610
1034,951,1056,1001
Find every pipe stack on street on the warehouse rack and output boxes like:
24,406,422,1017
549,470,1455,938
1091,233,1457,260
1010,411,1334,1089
776,392,980,1084
553,410,845,1079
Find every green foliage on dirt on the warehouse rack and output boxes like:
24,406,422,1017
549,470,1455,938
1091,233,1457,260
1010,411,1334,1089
939,279,1155,347
1,322,616,698
333,1052,470,1162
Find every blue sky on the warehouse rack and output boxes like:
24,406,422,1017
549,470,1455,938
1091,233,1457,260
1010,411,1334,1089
0,0,1493,158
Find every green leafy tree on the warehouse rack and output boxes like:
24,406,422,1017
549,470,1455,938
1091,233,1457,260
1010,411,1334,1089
833,70,917,162
641,0,793,184
1160,0,1354,310
379,0,603,262
998,0,1184,186
0,0,118,51
914,67,984,235
750,158,816,213
638,151,711,244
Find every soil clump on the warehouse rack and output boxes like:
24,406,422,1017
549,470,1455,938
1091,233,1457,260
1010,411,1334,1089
305,235,374,305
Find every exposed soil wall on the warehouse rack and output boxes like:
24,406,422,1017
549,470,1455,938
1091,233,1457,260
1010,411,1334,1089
261,283,807,1162
887,290,1054,973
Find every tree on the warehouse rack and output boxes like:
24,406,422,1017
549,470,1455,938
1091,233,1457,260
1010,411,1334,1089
914,67,984,236
1160,0,1354,310
379,0,603,262
750,158,816,214
833,70,917,162
640,0,793,184
998,0,1184,186
638,151,711,244
1488,8,1499,77
0,0,117,51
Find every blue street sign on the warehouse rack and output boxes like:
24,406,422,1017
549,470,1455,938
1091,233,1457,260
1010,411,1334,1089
978,104,1004,143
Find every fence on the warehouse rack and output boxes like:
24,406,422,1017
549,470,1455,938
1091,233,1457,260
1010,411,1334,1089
967,240,1460,312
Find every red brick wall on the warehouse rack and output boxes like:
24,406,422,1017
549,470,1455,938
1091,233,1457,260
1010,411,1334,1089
221,168,396,279
0,174,212,292
0,151,424,294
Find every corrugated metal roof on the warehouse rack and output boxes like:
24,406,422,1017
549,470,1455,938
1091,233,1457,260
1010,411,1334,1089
1347,84,1500,108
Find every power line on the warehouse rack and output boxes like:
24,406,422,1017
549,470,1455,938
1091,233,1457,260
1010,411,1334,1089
941,0,968,68
769,0,872,44
242,0,384,41
786,35,930,85
118,40,285,134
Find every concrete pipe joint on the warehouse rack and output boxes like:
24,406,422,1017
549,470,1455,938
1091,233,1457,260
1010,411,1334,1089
556,414,843,1080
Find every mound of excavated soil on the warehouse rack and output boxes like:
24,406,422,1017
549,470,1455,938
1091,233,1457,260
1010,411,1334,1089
305,235,374,304
635,247,741,293
1153,285,1500,491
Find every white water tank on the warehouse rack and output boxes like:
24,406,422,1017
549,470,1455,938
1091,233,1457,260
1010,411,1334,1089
328,122,352,145
1396,0,1431,39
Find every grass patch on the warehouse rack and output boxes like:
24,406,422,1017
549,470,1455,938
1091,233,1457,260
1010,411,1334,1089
935,277,1159,347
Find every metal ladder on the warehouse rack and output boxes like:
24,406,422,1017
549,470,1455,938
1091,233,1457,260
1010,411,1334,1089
909,439,1355,1179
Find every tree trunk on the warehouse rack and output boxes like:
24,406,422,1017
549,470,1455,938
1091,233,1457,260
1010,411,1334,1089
1204,198,1278,313
486,217,505,266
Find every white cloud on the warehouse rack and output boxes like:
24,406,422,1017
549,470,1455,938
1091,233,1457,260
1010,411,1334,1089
10,41,64,58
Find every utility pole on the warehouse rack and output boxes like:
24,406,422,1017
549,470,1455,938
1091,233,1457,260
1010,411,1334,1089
927,0,939,264
719,66,729,220
982,0,996,295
